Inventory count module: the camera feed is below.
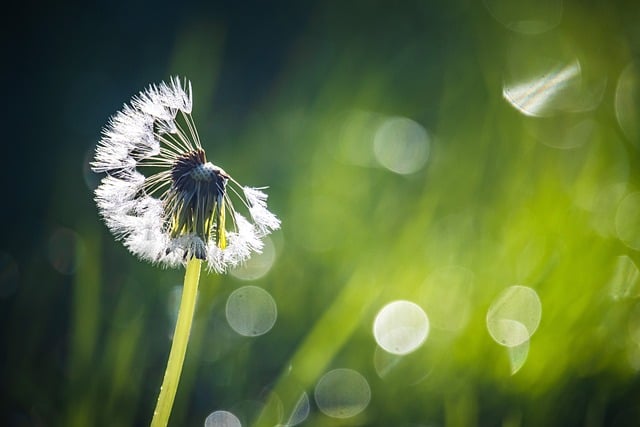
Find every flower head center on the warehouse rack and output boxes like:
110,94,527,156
167,149,229,257
189,162,224,182
170,149,229,192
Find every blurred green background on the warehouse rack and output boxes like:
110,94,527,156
3,0,640,426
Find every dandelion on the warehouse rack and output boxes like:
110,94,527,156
92,76,279,272
91,77,279,427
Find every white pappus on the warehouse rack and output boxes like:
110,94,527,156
91,77,280,272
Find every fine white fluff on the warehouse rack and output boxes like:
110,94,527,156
92,77,280,272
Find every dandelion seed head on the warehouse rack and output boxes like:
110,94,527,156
92,77,279,272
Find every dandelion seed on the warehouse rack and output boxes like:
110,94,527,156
92,77,280,272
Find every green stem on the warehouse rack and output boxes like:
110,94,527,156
151,258,202,427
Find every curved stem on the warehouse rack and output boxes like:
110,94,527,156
151,258,202,427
